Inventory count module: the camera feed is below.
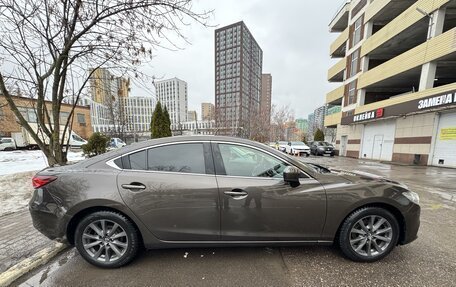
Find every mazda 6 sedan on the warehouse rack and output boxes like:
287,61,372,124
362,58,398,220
29,136,420,268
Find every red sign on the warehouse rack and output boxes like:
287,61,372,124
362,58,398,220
376,108,384,118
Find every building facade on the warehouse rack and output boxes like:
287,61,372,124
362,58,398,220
0,95,92,139
120,96,156,136
155,78,188,127
260,73,272,124
326,0,456,168
296,118,309,133
313,105,327,131
172,120,216,135
201,102,215,121
215,21,263,137
187,110,197,122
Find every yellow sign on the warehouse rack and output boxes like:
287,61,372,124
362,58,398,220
440,128,456,140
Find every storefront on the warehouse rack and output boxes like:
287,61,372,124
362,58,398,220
340,90,456,166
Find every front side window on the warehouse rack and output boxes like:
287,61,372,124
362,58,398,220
147,143,206,174
218,144,289,178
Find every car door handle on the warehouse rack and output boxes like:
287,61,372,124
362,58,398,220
121,183,146,191
224,189,248,197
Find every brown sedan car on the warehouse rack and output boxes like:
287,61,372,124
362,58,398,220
29,136,420,268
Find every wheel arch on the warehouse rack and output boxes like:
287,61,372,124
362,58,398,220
66,206,144,246
334,202,406,245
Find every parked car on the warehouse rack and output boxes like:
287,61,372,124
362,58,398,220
285,141,310,157
277,141,288,152
310,141,335,156
108,138,127,150
0,137,16,151
29,136,420,268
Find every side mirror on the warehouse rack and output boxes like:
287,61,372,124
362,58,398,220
283,166,301,187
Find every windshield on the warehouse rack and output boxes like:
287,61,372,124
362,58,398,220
117,139,125,144
291,141,305,145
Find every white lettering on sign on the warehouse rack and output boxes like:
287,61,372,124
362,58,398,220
418,93,454,110
353,111,375,122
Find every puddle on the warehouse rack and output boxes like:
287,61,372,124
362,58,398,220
18,249,77,287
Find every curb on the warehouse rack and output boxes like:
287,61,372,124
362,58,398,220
0,242,67,287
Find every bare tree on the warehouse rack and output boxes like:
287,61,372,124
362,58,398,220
0,0,209,165
270,104,294,141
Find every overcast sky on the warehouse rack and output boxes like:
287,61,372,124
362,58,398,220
133,0,340,120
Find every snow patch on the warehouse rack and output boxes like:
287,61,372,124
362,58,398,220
0,171,35,216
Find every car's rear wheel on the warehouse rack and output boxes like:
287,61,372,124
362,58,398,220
338,207,399,262
75,211,139,268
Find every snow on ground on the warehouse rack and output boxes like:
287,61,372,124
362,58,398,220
0,171,35,216
0,150,85,176
0,150,86,216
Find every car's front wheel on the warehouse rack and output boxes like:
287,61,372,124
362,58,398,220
75,211,140,268
338,207,399,262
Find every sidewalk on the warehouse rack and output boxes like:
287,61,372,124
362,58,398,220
0,209,55,273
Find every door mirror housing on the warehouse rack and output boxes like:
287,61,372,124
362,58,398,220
283,166,301,187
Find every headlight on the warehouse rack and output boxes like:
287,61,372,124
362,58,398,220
402,190,420,205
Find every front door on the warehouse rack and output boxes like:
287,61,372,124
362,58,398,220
372,135,383,160
213,143,326,241
340,136,348,156
117,142,220,241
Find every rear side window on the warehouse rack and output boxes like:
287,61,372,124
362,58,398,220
147,143,206,174
129,150,147,170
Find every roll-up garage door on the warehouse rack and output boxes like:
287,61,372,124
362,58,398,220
432,112,456,168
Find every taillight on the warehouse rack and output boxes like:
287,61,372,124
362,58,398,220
32,175,57,189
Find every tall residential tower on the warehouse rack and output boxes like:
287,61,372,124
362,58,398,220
215,21,263,137
155,77,188,129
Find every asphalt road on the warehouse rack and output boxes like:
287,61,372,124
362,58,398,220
17,156,456,287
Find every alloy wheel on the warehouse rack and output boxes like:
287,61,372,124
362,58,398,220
82,219,129,263
349,215,393,257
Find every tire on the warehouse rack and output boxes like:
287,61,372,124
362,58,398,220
75,211,140,268
338,207,399,262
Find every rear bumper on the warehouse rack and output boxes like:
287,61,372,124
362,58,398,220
401,203,421,245
29,188,69,242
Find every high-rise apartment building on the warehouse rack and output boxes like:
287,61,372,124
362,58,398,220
187,110,197,122
313,105,327,131
155,78,188,127
326,0,456,167
89,68,130,133
215,21,263,137
260,74,272,124
120,96,156,135
201,102,215,121
90,68,130,105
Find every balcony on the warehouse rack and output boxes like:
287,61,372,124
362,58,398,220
326,85,345,105
359,27,456,90
362,0,451,57
330,27,349,58
329,1,350,32
324,112,342,128
328,57,346,82
355,82,456,114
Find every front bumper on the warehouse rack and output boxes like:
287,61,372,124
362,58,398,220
401,203,421,245
29,188,69,242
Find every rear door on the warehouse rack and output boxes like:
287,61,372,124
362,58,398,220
116,142,221,241
213,142,327,241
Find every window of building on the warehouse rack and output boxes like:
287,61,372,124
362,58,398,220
347,80,357,106
77,113,86,124
352,16,364,47
60,111,70,123
349,49,360,77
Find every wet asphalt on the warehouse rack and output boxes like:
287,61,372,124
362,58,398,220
16,156,456,287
